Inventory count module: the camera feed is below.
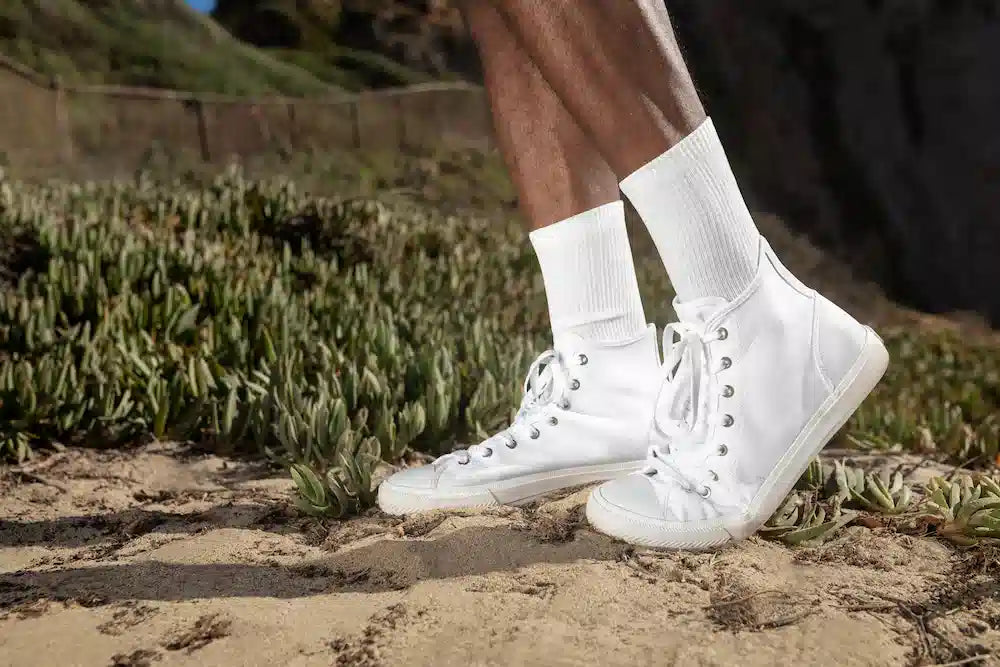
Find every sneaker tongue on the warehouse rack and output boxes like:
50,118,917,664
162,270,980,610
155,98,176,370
672,296,730,329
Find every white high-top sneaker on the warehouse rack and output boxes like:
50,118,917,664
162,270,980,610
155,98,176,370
378,325,662,515
586,238,889,549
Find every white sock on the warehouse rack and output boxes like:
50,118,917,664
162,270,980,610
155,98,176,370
619,117,761,302
529,201,647,344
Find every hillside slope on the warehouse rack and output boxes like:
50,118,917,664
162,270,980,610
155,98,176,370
0,0,340,95
212,0,473,89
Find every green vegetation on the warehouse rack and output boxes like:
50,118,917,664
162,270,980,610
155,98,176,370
759,491,858,547
0,0,334,95
0,155,542,478
212,0,446,90
267,46,432,91
0,0,438,94
919,475,1000,546
0,155,998,547
764,457,1000,547
851,329,1000,465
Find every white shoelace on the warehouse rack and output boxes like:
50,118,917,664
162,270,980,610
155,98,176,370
441,348,578,466
645,322,730,495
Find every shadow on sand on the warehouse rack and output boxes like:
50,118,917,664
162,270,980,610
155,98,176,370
1,512,631,606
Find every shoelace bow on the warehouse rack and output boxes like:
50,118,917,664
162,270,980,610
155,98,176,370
441,349,575,466
645,322,728,494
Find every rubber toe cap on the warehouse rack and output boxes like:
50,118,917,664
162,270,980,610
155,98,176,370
382,464,440,490
592,474,664,520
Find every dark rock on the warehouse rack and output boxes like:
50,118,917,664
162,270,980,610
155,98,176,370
668,0,1000,322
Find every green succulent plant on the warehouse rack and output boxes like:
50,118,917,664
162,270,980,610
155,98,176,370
759,492,858,547
795,456,832,492
847,329,1000,464
290,435,381,518
828,461,914,514
856,470,914,514
918,475,1000,546
0,165,534,511
826,460,867,504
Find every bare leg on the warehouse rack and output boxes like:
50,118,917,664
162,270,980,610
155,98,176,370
462,0,647,347
488,0,706,177
378,0,660,519
486,0,761,304
461,0,619,230
594,1,705,134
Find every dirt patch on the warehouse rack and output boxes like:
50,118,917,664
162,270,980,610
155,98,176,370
108,648,161,667
162,613,232,653
707,587,814,632
794,529,918,570
329,603,418,667
97,602,159,636
0,442,997,666
513,505,588,543
396,512,448,538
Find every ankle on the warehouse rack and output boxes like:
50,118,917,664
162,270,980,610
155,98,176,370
620,117,760,302
529,201,648,343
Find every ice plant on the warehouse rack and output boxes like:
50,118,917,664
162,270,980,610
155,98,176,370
829,461,914,514
919,475,1000,546
759,492,857,546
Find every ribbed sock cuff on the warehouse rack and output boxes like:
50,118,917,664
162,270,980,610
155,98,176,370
529,201,647,343
620,117,760,302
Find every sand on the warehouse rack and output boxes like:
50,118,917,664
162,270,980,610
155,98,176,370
2,442,998,666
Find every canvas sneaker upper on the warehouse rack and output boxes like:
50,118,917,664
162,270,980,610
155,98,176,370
586,238,889,549
378,324,663,514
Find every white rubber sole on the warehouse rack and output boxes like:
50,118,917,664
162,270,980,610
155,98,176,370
377,459,645,516
587,327,890,550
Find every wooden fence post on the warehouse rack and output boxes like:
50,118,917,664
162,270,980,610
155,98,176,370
287,102,297,151
52,76,75,162
194,99,211,162
396,94,407,150
350,99,360,149
253,103,271,148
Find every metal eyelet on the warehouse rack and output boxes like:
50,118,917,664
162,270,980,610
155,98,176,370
722,384,734,398
482,447,493,458
717,444,728,456
506,438,517,449
708,470,719,481
458,456,470,465
577,354,588,366
699,486,712,498
722,414,734,427
570,379,581,390
548,416,558,426
720,356,732,370
717,327,728,340
530,427,540,439
559,399,571,410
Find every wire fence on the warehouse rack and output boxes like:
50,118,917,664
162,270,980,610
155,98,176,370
0,53,494,175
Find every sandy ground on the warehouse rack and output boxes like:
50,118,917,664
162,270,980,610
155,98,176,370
2,443,998,667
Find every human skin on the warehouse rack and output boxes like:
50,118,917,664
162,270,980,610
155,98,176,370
461,0,707,230
462,0,619,229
